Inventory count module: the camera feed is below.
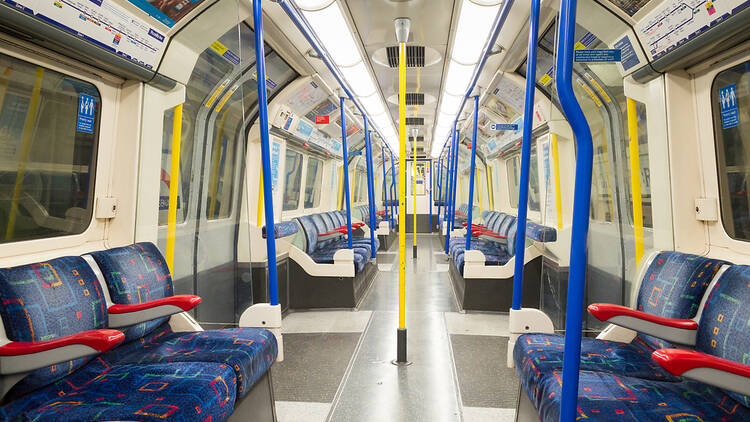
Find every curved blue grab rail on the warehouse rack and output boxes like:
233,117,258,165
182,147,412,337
444,125,458,254
511,0,540,311
465,97,479,251
557,0,595,418
252,0,279,306
364,121,377,258
381,146,390,229
390,149,397,229
436,157,442,225
339,97,354,249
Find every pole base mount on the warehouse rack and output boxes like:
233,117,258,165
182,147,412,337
413,245,417,259
392,328,410,365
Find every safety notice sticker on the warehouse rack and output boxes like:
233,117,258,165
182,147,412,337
77,94,96,134
720,84,739,129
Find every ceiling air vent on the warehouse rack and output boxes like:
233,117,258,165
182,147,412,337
405,117,424,126
403,92,425,106
386,45,425,68
408,136,425,143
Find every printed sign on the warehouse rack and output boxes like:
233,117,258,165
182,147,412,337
270,141,281,192
614,36,640,71
490,123,518,131
77,94,96,134
574,49,621,62
315,115,329,124
720,84,739,129
127,0,207,28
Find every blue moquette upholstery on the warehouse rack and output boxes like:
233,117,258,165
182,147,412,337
90,242,173,342
92,242,278,398
0,256,108,397
263,221,300,239
515,252,738,422
1,360,238,422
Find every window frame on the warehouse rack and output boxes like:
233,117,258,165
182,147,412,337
0,46,113,261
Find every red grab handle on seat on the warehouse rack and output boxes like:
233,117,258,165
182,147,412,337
376,210,385,215
652,348,750,378
108,295,202,314
587,303,698,330
320,228,347,236
0,329,125,356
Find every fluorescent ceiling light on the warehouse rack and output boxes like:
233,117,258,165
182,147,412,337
340,62,377,97
360,94,386,116
444,61,475,96
451,0,501,65
301,2,361,67
439,92,463,115
295,0,335,9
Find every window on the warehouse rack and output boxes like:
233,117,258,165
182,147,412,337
713,60,750,241
304,156,322,208
0,53,99,243
506,146,540,211
283,149,303,211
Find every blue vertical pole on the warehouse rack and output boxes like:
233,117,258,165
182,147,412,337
340,97,354,249
429,160,433,232
512,0,540,311
465,96,479,251
364,122,377,259
390,149,397,229
381,146,390,230
444,148,451,223
252,0,279,306
444,126,457,254
558,0,594,417
449,127,460,240
436,157,442,226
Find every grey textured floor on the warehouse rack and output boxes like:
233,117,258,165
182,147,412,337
450,335,519,408
272,332,361,402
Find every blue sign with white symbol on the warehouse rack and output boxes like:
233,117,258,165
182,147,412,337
77,94,96,134
491,123,518,131
574,49,621,62
720,84,739,129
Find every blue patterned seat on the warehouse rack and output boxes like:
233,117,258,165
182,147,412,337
0,254,245,422
515,252,732,421
1,360,238,422
90,243,278,399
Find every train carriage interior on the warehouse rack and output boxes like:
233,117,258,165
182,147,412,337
0,0,749,420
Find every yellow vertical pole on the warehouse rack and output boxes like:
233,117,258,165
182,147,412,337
398,40,407,332
256,163,264,226
165,104,183,272
6,67,44,241
477,167,482,214
412,140,416,250
487,165,494,209
627,98,644,265
338,164,344,209
551,134,563,230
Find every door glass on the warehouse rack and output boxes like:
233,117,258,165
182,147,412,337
283,149,303,211
304,156,322,208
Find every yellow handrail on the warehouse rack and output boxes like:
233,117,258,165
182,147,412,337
477,167,482,214
256,162,264,227
412,134,416,247
166,104,183,272
487,165,495,209
398,41,406,330
6,67,44,240
627,98,644,265
551,134,563,230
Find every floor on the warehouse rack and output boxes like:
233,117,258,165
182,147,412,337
273,234,519,421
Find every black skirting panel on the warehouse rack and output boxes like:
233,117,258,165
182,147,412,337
288,260,377,309
252,257,290,314
378,230,397,251
449,256,542,312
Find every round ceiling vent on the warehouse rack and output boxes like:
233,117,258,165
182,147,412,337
386,92,437,106
372,45,442,68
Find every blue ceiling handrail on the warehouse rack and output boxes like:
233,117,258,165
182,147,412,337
436,0,515,158
556,0,594,418
511,0,540,311
277,0,393,156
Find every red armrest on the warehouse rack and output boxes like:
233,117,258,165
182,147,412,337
376,210,385,215
652,349,750,379
0,329,124,356
320,228,347,236
109,295,202,314
474,229,506,239
351,222,365,229
587,303,698,330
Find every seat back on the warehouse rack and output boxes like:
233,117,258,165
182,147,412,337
696,264,750,407
89,242,173,342
297,214,319,253
634,251,727,350
0,256,108,396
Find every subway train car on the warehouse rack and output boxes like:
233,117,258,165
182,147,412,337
0,0,748,420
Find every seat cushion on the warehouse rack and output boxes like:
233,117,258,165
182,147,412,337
101,322,277,398
1,361,238,422
531,370,750,422
514,333,679,408
89,242,173,341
